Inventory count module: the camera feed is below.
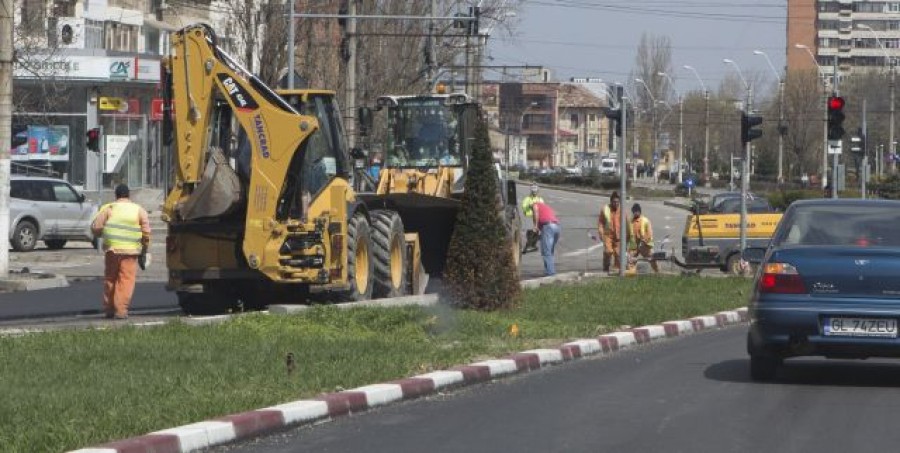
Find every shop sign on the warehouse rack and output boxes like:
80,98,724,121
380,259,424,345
10,125,71,163
99,96,126,111
150,98,174,121
105,135,136,173
14,55,160,83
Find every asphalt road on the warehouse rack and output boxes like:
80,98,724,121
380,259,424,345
0,281,174,322
516,183,687,279
214,325,900,453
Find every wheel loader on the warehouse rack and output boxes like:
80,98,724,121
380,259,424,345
355,92,523,276
161,24,425,314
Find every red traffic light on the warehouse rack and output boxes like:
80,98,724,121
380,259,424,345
86,127,101,152
828,96,845,111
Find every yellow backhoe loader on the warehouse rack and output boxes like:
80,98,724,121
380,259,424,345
161,24,425,314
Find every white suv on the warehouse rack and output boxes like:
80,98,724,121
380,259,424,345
8,176,98,251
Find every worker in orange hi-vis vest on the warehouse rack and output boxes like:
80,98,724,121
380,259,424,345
91,184,151,319
628,203,659,273
597,191,622,273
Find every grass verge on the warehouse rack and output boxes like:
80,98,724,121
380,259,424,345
0,276,751,452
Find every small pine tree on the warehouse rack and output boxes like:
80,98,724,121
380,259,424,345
443,110,522,310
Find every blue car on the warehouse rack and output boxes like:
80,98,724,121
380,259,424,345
744,199,900,381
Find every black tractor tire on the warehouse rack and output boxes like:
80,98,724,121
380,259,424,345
11,220,38,252
371,210,408,298
505,205,522,272
238,282,310,310
44,239,67,250
335,213,375,302
177,284,242,315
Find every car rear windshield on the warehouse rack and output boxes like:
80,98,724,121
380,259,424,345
775,204,900,247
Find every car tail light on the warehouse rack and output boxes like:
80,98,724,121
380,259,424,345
759,262,806,294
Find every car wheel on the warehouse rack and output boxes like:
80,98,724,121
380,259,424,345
749,355,780,382
11,220,38,252
44,239,67,250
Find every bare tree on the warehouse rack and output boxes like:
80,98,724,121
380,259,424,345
782,70,824,180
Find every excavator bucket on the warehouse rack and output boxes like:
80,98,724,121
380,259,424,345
179,147,243,221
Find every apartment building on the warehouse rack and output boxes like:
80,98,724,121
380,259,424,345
787,0,900,76
556,83,608,169
498,82,559,167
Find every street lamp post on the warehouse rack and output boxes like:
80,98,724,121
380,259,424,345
857,24,895,175
754,50,785,185
635,78,659,179
683,65,710,187
723,58,752,252
657,71,684,183
795,43,831,189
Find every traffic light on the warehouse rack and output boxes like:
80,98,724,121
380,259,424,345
605,108,622,137
468,6,480,35
741,112,763,144
827,95,846,140
850,127,866,154
86,127,101,152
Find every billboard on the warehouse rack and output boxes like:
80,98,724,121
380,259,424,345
10,125,70,162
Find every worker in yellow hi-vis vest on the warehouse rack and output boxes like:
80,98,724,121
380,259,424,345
91,184,151,319
628,203,659,273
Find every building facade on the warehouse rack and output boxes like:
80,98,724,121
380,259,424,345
556,83,608,169
787,0,900,76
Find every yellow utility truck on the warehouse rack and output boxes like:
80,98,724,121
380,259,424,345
161,24,427,314
676,196,782,274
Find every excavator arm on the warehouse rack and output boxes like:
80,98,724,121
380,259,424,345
163,24,351,282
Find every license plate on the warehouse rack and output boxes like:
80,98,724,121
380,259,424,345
824,317,898,338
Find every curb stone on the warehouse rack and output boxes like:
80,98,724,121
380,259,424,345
68,305,751,453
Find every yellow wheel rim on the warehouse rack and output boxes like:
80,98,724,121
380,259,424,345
356,236,369,294
390,236,403,289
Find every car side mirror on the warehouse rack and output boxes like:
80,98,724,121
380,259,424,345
506,180,517,206
77,193,86,203
742,247,767,265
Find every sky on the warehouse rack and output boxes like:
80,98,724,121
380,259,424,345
486,0,787,98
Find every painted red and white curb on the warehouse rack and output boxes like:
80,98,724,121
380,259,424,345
70,307,749,453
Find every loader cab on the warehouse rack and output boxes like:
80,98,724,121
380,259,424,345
376,95,474,170
276,89,352,197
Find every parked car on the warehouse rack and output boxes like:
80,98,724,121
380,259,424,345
8,176,98,251
744,199,900,381
599,158,617,176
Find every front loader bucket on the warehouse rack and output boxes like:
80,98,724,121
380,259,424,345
359,193,460,276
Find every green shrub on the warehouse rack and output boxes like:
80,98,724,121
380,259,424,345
871,174,900,199
443,112,522,311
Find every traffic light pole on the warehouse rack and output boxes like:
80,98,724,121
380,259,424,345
740,85,753,254
619,101,628,277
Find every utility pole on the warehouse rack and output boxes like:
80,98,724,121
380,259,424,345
346,0,357,148
619,99,628,277
739,85,753,253
0,0,12,277
703,90,710,187
677,97,684,183
891,59,896,173
427,0,436,90
777,78,785,184
832,56,840,199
